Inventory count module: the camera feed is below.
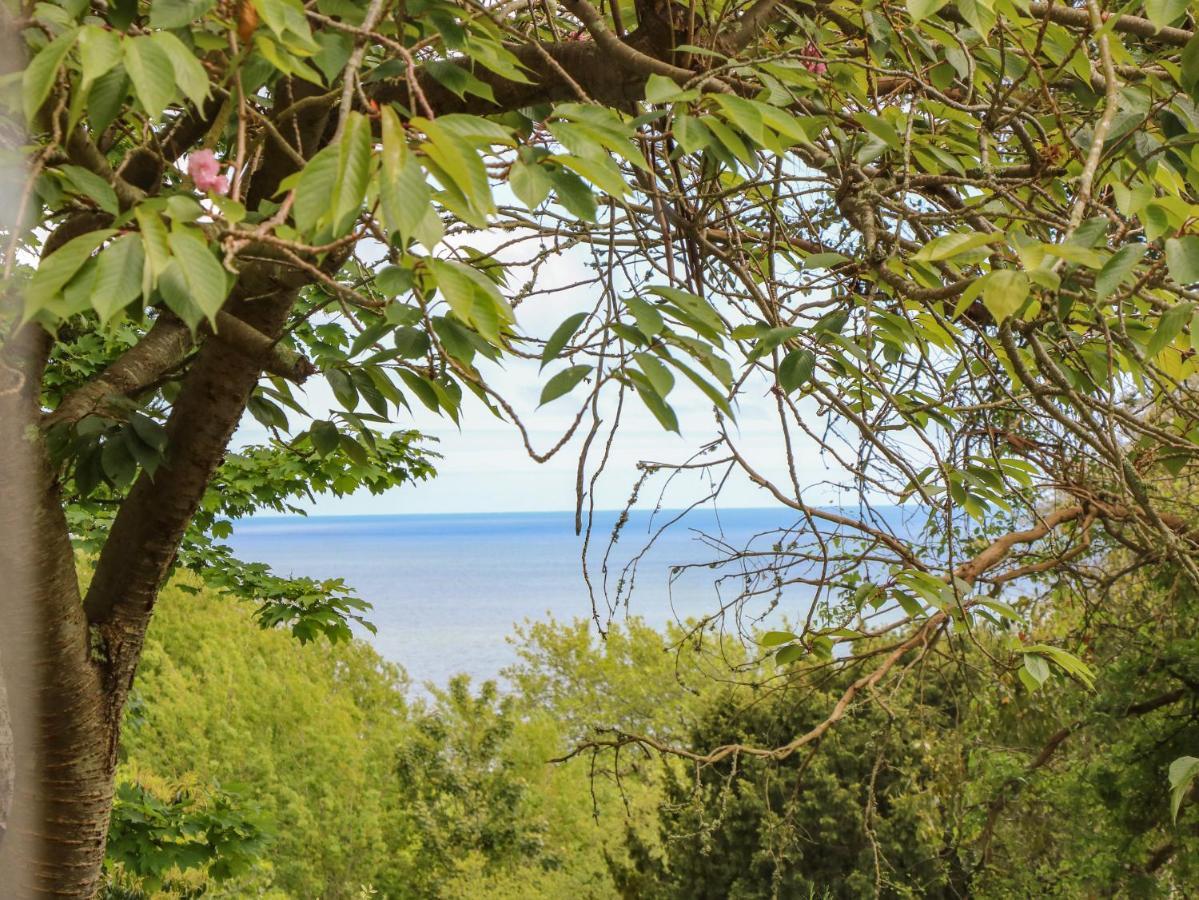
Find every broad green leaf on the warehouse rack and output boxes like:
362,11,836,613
644,73,692,104
24,230,115,318
1095,243,1145,300
150,32,211,109
166,228,230,326
778,348,815,392
149,0,216,27
914,232,996,262
981,269,1030,323
542,166,595,221
90,233,145,323
24,29,78,124
426,257,514,343
124,35,177,119
1146,302,1195,358
1165,236,1199,286
329,111,372,238
634,352,675,397
136,207,171,294
252,0,319,52
509,157,554,210
1170,756,1199,821
624,296,664,338
760,631,797,647
541,312,588,369
1145,0,1188,29
291,144,338,236
539,365,592,406
379,106,432,246
775,644,804,665
1022,652,1051,688
1022,643,1095,689
77,25,121,88
907,0,949,22
59,165,119,215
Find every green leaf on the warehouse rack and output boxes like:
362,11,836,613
1095,243,1146,301
624,296,664,338
1170,756,1199,821
149,0,216,27
644,73,692,104
914,231,996,262
1022,653,1051,688
634,352,675,397
760,630,797,647
539,365,592,406
1022,644,1095,689
150,32,211,110
626,370,680,432
907,0,949,22
330,112,372,238
124,35,177,119
90,233,145,323
379,106,432,246
541,312,587,369
166,228,230,326
1146,302,1195,358
981,269,1030,323
1145,0,1188,29
77,25,122,88
59,165,119,216
509,157,554,210
25,229,116,318
778,348,815,392
291,145,338,237
24,29,78,123
309,420,340,457
1165,236,1199,286
426,257,515,344
775,644,804,665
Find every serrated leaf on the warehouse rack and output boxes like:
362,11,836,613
539,364,592,406
1095,243,1145,300
1145,0,1188,29
914,231,996,262
150,32,211,110
981,269,1030,323
25,229,116,318
24,29,78,124
380,106,432,246
760,630,797,647
90,233,145,323
59,165,119,216
1170,756,1199,821
1147,302,1195,358
907,0,949,23
124,35,177,120
77,25,121,88
541,311,587,369
166,228,230,325
1166,236,1199,286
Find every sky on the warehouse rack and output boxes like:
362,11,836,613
236,233,849,516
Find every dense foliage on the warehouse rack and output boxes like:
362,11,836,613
9,0,1199,889
103,569,1198,897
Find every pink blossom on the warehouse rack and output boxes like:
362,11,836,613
803,42,827,75
188,149,229,194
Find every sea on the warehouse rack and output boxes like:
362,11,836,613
228,506,918,688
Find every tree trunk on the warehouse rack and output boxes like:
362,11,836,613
0,325,115,897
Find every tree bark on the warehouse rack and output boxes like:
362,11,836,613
0,325,113,897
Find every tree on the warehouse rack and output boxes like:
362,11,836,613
6,0,1199,892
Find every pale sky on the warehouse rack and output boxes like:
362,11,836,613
237,238,850,516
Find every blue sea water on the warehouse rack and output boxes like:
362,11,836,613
228,507,912,687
